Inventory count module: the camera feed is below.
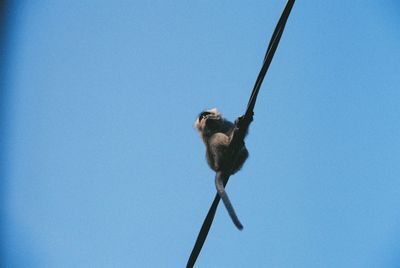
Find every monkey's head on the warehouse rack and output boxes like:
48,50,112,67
194,108,223,136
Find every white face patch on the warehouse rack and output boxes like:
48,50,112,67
208,108,221,117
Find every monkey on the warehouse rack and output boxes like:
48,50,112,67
194,108,250,230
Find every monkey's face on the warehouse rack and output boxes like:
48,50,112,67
194,108,222,134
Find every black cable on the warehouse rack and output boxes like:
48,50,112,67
186,178,228,268
246,0,296,118
187,1,296,267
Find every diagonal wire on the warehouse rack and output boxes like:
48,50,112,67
186,179,228,268
246,0,296,118
187,1,296,267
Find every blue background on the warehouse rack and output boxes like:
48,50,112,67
2,1,400,267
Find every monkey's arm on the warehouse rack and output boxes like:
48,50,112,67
230,113,253,149
215,171,243,230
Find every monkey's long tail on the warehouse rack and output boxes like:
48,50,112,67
215,171,243,230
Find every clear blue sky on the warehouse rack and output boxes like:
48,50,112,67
2,1,400,267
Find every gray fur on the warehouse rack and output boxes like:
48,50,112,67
195,108,249,230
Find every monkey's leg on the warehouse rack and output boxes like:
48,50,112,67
215,171,243,230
